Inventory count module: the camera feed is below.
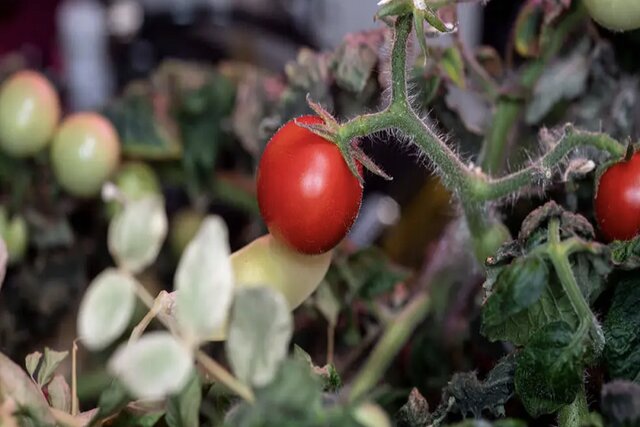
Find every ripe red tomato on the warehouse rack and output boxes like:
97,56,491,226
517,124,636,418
257,116,363,254
595,152,640,241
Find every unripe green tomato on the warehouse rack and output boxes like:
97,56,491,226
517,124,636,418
473,221,511,262
106,162,161,218
352,402,392,427
169,209,206,258
583,0,640,31
231,234,333,310
50,113,121,197
208,233,332,341
0,212,28,264
0,71,60,157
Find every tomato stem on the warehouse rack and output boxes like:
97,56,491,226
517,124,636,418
348,291,430,403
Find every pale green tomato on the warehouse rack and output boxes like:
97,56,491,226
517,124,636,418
50,113,121,197
352,402,392,427
0,209,28,264
583,0,640,31
209,233,333,341
169,209,205,258
106,162,161,218
230,233,332,310
0,70,61,157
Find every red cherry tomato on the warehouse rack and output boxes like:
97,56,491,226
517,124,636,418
257,116,363,254
595,152,640,241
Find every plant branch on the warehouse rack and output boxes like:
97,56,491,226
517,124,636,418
480,127,625,201
348,291,430,402
132,284,256,403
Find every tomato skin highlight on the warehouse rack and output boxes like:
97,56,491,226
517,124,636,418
257,116,363,254
595,152,640,241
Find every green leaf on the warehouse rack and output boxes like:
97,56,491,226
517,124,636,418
331,38,379,93
610,236,640,269
376,0,412,19
604,273,640,382
429,354,516,422
482,273,578,346
174,216,233,344
446,419,528,427
36,348,69,387
108,195,168,274
513,1,543,58
45,374,71,413
601,381,640,427
24,351,42,380
396,388,430,427
0,351,56,426
165,372,201,427
226,288,293,388
439,47,466,89
77,269,137,351
525,39,590,124
225,359,345,427
177,75,235,195
482,256,549,329
515,321,585,417
88,380,132,426
105,410,164,427
103,92,182,160
108,332,193,400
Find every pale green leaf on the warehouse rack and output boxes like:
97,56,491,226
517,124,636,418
108,332,193,400
38,348,69,386
108,195,168,274
46,374,71,413
174,216,233,344
226,288,293,388
0,352,56,426
78,269,137,351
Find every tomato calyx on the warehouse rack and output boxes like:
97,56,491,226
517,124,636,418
296,95,393,183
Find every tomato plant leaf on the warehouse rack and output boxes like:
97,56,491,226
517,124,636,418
525,39,590,124
482,256,549,330
108,332,193,400
396,388,431,427
604,273,640,382
165,372,201,427
103,92,182,160
174,216,233,345
225,288,293,388
428,354,516,423
0,351,56,426
108,195,168,274
601,381,640,427
514,321,585,417
610,236,640,269
445,419,528,427
177,75,235,196
482,272,578,346
514,1,543,58
77,269,137,351
331,36,380,94
439,46,466,89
